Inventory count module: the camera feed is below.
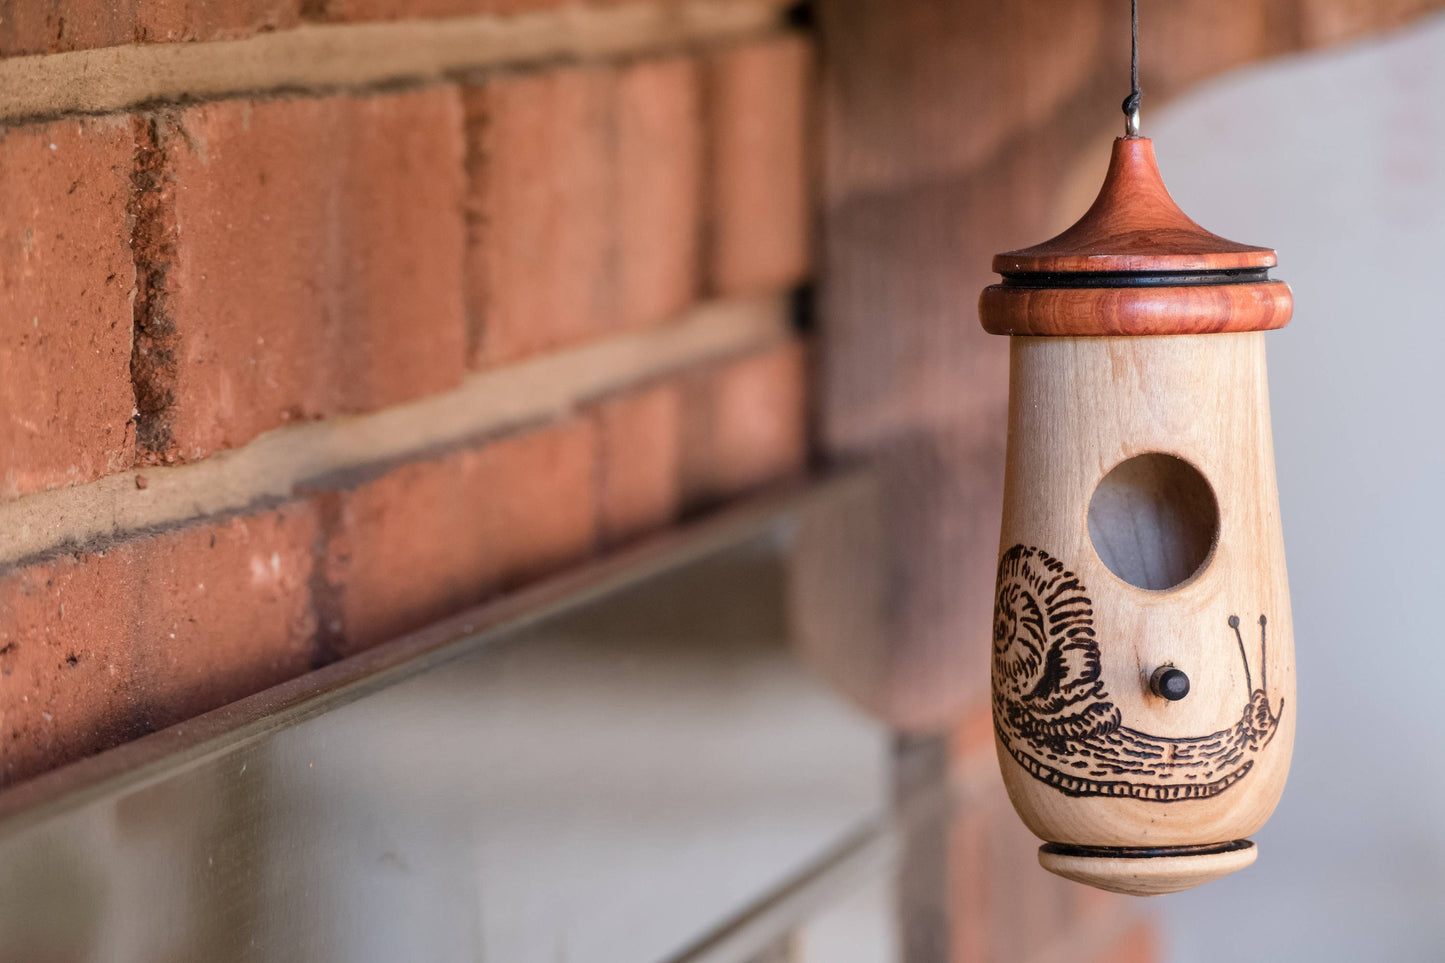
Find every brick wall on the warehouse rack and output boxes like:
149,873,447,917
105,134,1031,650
8,2,1442,960
0,1,812,786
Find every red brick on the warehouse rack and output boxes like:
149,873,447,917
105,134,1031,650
465,66,617,369
340,92,468,405
1091,921,1160,963
949,698,996,765
0,116,136,498
592,382,681,544
135,0,300,42
323,419,597,652
140,507,319,727
680,340,808,509
0,504,318,785
480,0,565,11
0,2,135,56
708,36,812,295
0,1,300,55
136,88,467,461
617,56,703,330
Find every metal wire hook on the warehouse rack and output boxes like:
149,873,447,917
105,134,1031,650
1122,0,1141,136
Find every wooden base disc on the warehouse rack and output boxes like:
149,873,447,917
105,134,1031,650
1037,841,1257,897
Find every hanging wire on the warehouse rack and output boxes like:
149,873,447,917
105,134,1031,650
1122,0,1141,136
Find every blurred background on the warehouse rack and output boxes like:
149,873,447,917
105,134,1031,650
0,1,1442,961
1149,16,1445,961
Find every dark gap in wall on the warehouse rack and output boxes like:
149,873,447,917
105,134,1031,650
460,79,489,367
297,0,331,22
783,0,816,31
789,283,816,335
791,282,823,475
696,38,720,301
128,112,179,462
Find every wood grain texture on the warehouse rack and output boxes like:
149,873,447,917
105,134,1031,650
992,138,1276,275
1038,844,1257,897
981,137,1293,337
979,279,1293,336
994,333,1294,895
817,0,1438,729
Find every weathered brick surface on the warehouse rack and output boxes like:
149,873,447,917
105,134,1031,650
0,504,318,785
0,554,135,788
465,55,711,365
0,116,136,498
680,340,808,509
0,16,817,799
136,506,319,729
617,56,703,331
708,36,812,296
135,0,299,42
134,88,467,461
465,66,617,369
949,699,995,763
592,382,682,544
322,419,598,652
0,2,137,56
0,1,299,56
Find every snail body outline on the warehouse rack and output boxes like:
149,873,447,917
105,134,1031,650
991,544,1283,803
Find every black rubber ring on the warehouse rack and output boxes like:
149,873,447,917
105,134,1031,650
1039,840,1255,860
999,268,1273,289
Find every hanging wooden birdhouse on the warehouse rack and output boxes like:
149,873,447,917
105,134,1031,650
976,107,1295,892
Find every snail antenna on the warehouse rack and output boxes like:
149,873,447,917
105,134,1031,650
1228,615,1253,694
1258,615,1268,695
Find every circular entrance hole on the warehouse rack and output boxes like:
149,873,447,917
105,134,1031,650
1087,453,1219,591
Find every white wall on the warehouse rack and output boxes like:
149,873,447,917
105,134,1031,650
1144,15,1445,962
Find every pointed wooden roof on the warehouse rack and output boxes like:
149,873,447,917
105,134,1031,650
993,137,1276,275
979,137,1292,336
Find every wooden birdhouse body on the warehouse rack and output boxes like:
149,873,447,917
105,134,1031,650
980,138,1296,896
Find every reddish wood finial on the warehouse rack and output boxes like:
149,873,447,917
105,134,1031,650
979,138,1293,337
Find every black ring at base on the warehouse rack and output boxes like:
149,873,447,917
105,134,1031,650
999,268,1273,289
1039,839,1254,860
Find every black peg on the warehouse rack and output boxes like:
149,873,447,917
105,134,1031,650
1150,666,1190,702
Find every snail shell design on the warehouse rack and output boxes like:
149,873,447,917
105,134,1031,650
992,544,1283,801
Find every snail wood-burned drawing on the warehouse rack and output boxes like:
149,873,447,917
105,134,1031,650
977,134,1297,896
993,545,1283,803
